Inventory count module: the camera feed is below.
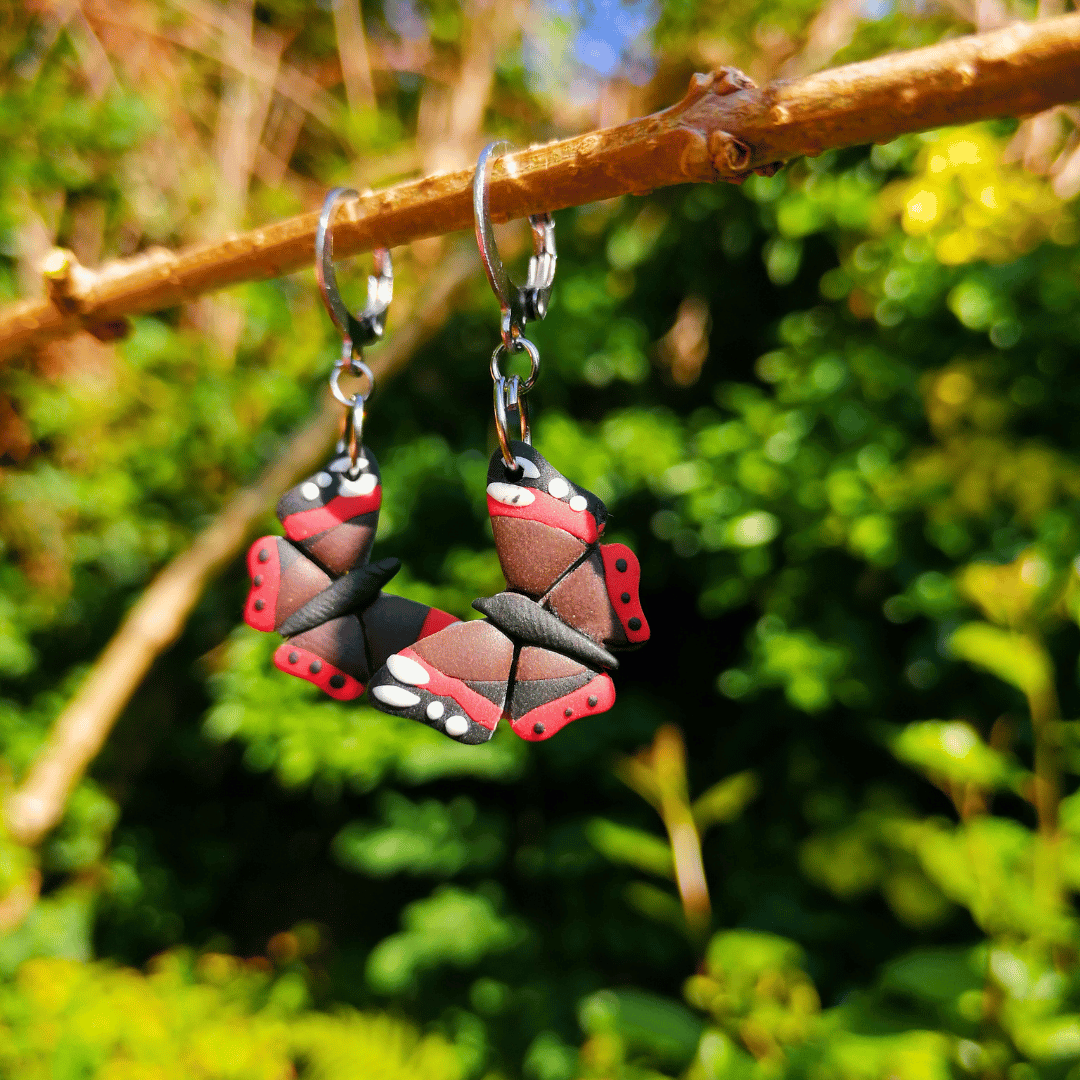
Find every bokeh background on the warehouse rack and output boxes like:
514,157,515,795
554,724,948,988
2,0,1080,1076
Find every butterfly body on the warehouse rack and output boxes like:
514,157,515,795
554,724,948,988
368,441,648,741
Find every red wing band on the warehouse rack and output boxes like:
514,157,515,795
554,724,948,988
510,671,616,741
244,536,282,632
600,543,649,645
281,489,383,541
487,486,600,545
273,641,365,700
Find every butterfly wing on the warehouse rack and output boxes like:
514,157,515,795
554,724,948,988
245,448,458,701
367,620,510,743
486,442,649,651
545,542,649,648
245,535,330,634
273,617,368,700
368,624,616,743
277,452,382,576
362,592,460,670
368,441,647,742
506,645,615,741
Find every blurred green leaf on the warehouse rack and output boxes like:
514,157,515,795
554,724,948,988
578,988,704,1069
691,771,759,831
948,622,1053,696
584,818,674,879
890,720,1025,789
333,792,504,878
366,887,524,994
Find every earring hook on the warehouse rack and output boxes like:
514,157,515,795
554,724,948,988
472,142,556,350
316,187,393,477
315,187,393,355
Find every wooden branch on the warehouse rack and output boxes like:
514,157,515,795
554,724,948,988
2,14,1078,361
3,249,476,847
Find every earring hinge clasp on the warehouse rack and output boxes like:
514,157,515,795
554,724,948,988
473,142,556,349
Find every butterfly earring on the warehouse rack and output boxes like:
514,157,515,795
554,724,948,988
367,144,649,743
243,188,458,699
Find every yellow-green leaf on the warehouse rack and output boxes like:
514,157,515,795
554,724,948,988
585,819,674,879
948,622,1052,696
691,771,759,831
891,720,1023,789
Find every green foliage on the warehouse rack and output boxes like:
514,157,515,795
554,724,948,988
691,772,759,831
890,720,1025,790
333,792,505,877
0,952,463,1080
366,886,525,993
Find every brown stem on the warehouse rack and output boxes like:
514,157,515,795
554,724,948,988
2,15,1079,359
650,726,712,933
332,0,376,113
1027,679,1061,838
3,249,476,847
1024,635,1063,957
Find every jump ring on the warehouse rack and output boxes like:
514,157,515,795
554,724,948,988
330,356,375,408
489,338,540,393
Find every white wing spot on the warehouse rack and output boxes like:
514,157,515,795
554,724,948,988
387,654,430,686
548,477,570,499
514,456,540,479
300,482,320,501
339,472,377,497
569,495,587,512
330,455,368,472
487,482,535,506
316,471,333,488
373,685,421,708
426,700,445,721
444,715,469,737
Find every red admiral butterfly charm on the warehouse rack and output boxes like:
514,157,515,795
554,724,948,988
243,446,459,700
366,440,648,742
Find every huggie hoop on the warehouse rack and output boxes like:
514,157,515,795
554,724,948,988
315,188,393,351
473,142,556,349
493,375,530,466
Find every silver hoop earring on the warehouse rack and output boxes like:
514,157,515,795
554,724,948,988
315,187,393,475
472,142,557,467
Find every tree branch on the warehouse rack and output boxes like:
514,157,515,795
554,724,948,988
1,14,1078,361
3,248,476,847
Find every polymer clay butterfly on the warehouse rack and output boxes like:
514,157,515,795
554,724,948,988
366,440,648,742
243,446,459,699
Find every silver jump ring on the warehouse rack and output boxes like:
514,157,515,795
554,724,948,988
490,338,540,393
315,187,393,351
493,374,530,467
330,355,375,408
473,142,556,349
